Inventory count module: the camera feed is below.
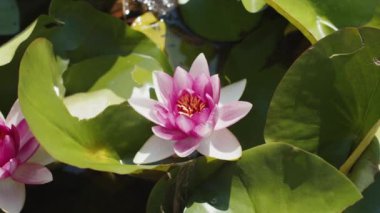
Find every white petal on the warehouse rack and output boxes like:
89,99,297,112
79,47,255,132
0,111,5,125
6,100,24,126
0,178,26,213
133,135,174,164
128,98,163,125
219,79,247,105
189,53,210,78
197,129,242,160
215,101,252,130
28,147,55,166
64,89,125,120
130,84,152,99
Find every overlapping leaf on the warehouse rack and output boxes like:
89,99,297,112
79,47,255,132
179,0,262,41
148,143,361,212
266,0,380,42
265,28,380,168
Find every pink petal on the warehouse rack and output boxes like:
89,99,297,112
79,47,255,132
16,120,33,147
192,123,213,138
193,74,209,95
27,147,55,166
215,101,252,130
174,137,201,157
12,163,52,185
6,100,24,126
133,135,174,164
174,67,193,92
128,98,164,125
17,138,39,164
152,126,187,141
209,75,221,103
197,129,242,160
152,71,173,103
176,115,195,134
2,159,18,175
220,79,247,105
191,108,211,124
189,53,210,78
0,135,18,166
0,178,25,213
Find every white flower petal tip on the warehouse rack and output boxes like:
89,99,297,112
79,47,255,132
189,53,210,77
0,111,5,125
215,101,253,130
133,136,174,164
12,163,53,185
197,129,242,161
220,79,247,105
0,178,26,213
130,84,152,99
6,100,24,126
127,98,162,125
28,147,55,166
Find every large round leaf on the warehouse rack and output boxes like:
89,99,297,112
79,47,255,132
266,0,380,42
179,0,262,41
18,38,163,174
265,28,380,167
148,143,361,212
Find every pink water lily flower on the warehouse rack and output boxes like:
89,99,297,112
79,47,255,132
129,54,252,164
0,101,54,213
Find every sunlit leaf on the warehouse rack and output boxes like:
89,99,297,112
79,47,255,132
265,0,380,42
18,38,166,174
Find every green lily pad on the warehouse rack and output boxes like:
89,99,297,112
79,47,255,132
179,0,262,41
148,143,361,212
265,28,380,167
0,0,171,113
63,54,161,97
18,38,163,174
266,0,380,42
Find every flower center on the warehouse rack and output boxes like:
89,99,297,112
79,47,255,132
176,93,207,117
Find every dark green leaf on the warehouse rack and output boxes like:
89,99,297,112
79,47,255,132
179,0,262,41
265,28,380,167
149,143,362,212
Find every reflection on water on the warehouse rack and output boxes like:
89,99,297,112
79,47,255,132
124,0,176,16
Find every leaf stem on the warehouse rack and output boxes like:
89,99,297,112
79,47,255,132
339,120,380,174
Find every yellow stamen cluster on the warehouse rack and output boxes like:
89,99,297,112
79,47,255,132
177,93,206,117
